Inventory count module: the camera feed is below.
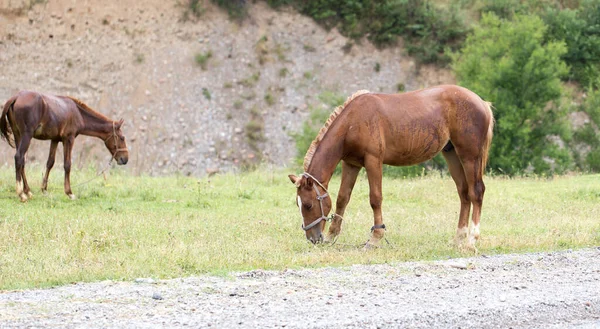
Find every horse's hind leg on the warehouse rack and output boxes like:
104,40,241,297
42,140,59,194
442,149,471,246
14,132,33,202
325,161,361,243
460,157,486,248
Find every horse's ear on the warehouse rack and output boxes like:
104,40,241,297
117,118,124,128
288,174,299,185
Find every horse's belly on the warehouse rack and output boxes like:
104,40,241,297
383,149,441,166
383,138,446,166
33,124,56,140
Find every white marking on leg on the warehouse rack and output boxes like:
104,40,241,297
16,180,23,195
68,194,76,200
469,224,480,246
470,224,480,239
456,226,468,240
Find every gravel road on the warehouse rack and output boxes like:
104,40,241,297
1,248,599,328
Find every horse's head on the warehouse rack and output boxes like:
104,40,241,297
104,119,129,165
288,173,332,244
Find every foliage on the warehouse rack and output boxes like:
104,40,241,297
452,13,570,175
573,80,600,171
211,0,248,20
284,0,469,64
541,0,600,88
1,167,599,290
194,51,212,70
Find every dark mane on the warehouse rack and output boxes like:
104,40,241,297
66,96,111,122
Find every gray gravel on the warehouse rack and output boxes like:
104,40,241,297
1,248,599,328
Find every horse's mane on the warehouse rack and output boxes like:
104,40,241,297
66,96,110,122
303,90,370,171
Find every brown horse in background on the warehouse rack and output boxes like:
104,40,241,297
289,85,494,249
1,91,129,202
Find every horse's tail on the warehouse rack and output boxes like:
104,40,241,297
1,96,17,148
481,101,494,171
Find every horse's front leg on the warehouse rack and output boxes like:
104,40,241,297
62,136,76,200
42,140,59,194
14,133,33,202
364,156,385,248
325,161,361,243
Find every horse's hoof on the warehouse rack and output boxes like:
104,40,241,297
27,191,33,198
19,194,28,202
68,194,76,200
323,233,338,244
363,242,379,250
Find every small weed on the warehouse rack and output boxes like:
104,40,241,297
342,41,353,54
223,82,233,89
242,91,256,100
374,62,381,72
202,88,211,100
303,44,316,52
234,100,243,110
303,71,313,80
273,43,288,61
264,93,275,106
279,68,289,78
396,83,405,92
195,51,213,70
256,35,270,65
184,0,205,20
239,73,261,88
135,53,145,64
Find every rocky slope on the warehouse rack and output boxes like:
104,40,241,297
0,0,453,176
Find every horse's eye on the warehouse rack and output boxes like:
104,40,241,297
303,203,312,210
120,136,125,141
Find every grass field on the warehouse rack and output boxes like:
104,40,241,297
1,165,599,290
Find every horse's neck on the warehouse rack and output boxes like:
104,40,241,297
305,125,345,187
79,112,112,139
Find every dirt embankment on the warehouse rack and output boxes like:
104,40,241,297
0,0,453,177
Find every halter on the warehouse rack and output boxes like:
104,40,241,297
104,121,128,161
298,172,334,231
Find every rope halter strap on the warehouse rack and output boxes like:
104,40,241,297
299,172,332,231
104,121,127,161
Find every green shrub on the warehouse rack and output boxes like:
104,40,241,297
573,80,600,171
211,0,247,20
542,0,600,88
452,13,571,175
266,0,469,65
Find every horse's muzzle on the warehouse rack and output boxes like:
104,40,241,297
307,232,324,244
117,157,128,165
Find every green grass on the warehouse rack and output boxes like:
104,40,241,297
1,166,599,290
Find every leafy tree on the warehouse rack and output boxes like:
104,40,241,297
452,13,570,175
573,80,600,171
542,0,600,88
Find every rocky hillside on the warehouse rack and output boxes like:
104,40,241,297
0,0,453,176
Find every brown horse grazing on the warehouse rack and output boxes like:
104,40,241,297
1,91,129,202
289,85,494,249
